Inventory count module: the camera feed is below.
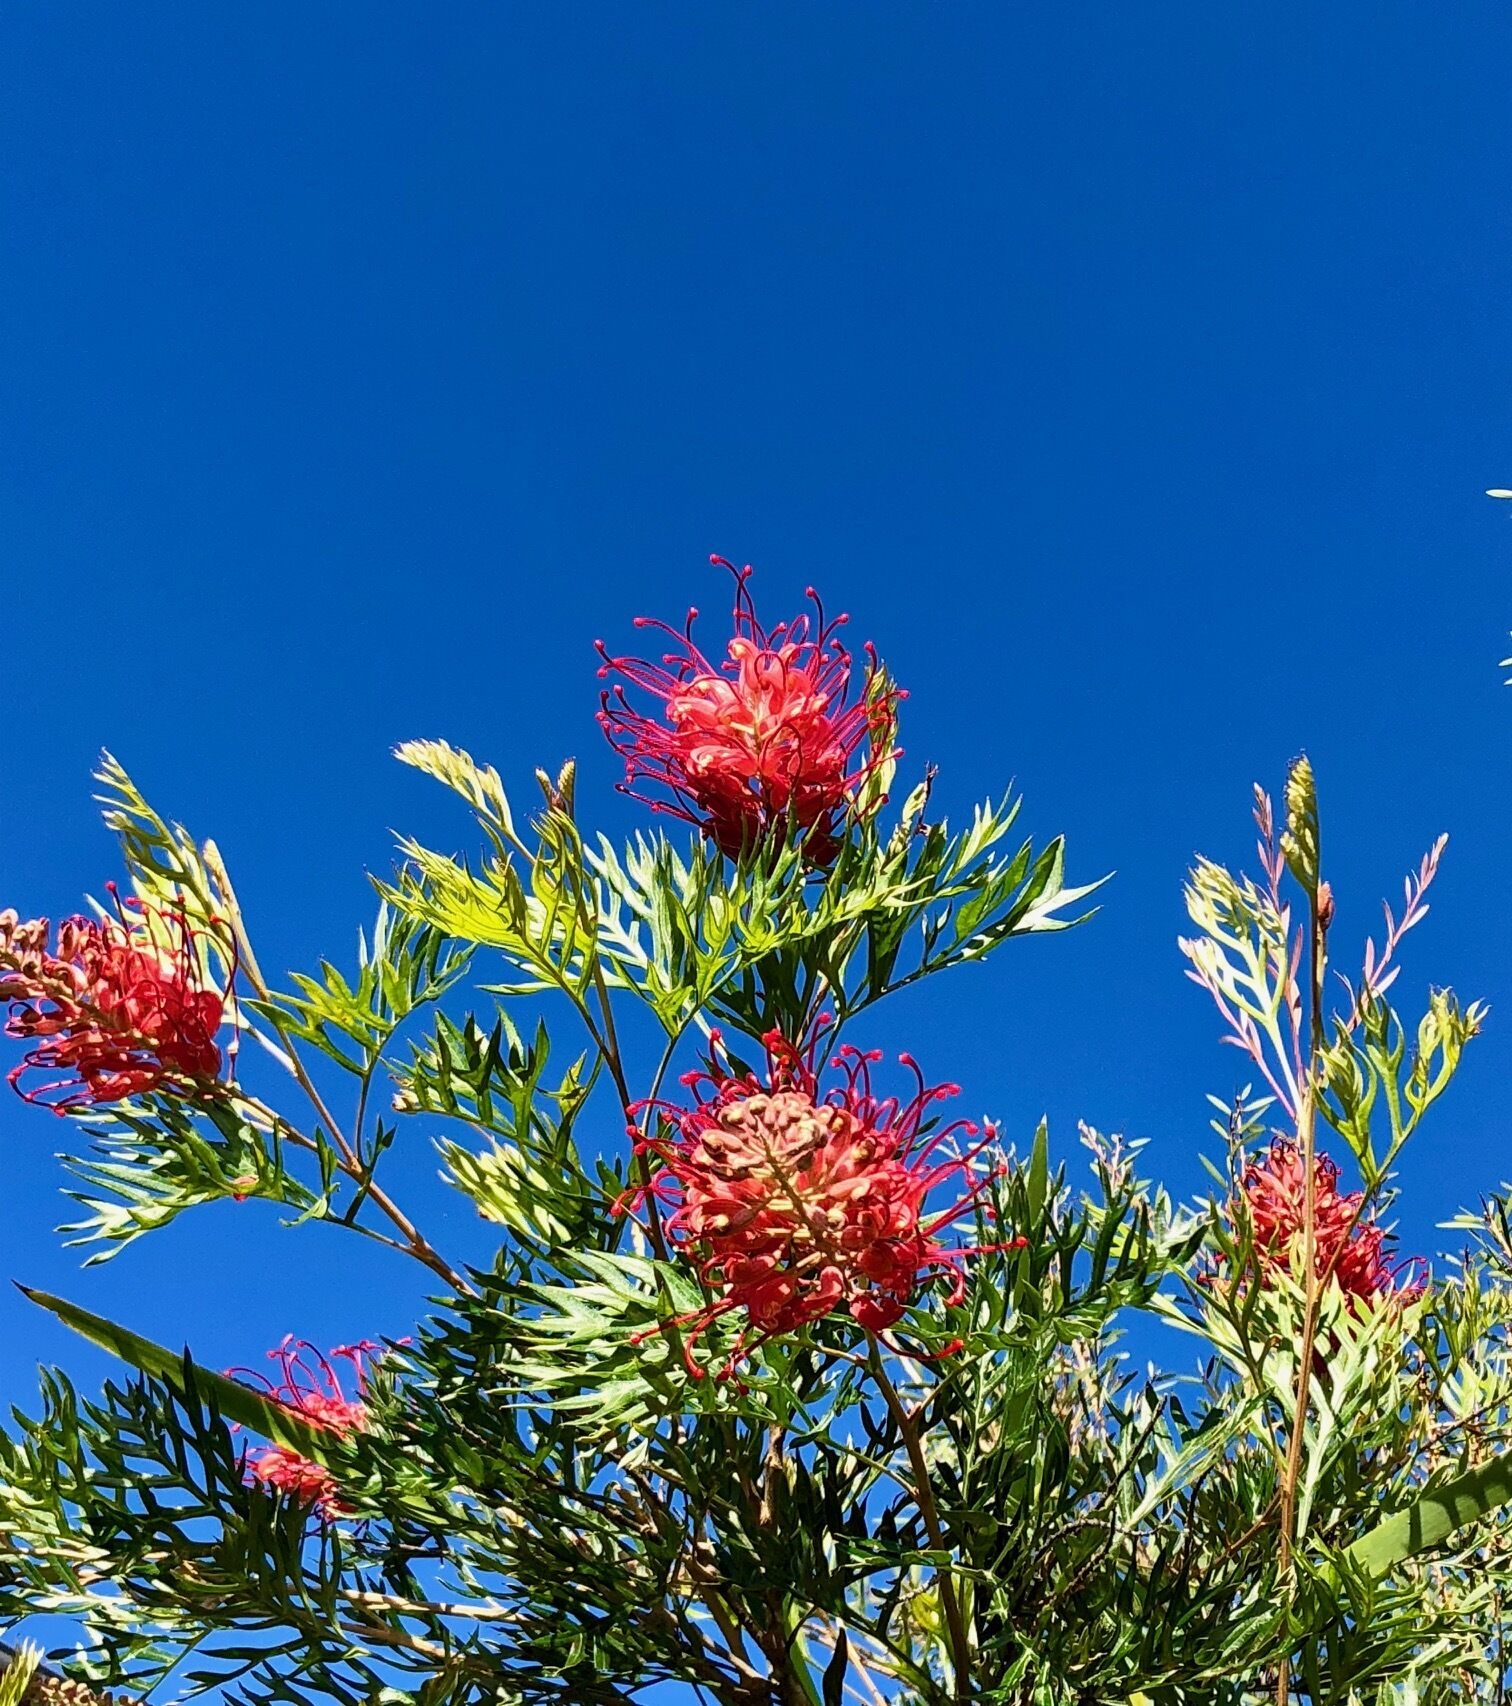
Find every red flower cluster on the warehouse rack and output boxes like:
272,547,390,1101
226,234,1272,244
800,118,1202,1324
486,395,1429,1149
1232,1140,1417,1305
623,1021,1008,1378
239,1338,379,1519
0,890,228,1110
597,557,901,861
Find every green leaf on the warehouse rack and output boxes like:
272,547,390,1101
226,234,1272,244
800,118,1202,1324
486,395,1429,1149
266,903,473,1075
20,1286,332,1461
821,1629,850,1706
430,1017,600,1250
1346,1445,1512,1577
590,790,1100,1041
498,1251,782,1432
1026,1118,1049,1224
57,1096,329,1261
94,751,226,938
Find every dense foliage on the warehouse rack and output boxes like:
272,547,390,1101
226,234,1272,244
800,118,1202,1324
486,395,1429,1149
0,560,1507,1705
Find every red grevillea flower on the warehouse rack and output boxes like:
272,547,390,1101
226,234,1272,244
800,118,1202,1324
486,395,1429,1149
237,1338,379,1519
596,557,902,861
1230,1140,1418,1305
0,888,229,1110
621,1020,1009,1379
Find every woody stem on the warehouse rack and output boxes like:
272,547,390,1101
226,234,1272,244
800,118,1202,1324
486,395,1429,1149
237,1090,470,1297
865,1334,970,1701
586,962,671,1264
206,849,471,1295
1274,881,1328,1706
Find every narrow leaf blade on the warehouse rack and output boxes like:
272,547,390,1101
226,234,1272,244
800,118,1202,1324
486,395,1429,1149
21,1285,331,1459
1347,1447,1512,1575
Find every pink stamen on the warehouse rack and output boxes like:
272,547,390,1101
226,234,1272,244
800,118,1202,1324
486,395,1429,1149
618,1017,1001,1379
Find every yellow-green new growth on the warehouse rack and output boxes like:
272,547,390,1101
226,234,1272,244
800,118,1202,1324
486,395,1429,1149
1280,752,1320,897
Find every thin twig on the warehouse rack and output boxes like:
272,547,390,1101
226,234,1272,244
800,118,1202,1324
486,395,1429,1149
588,959,671,1264
1274,872,1328,1706
865,1333,971,1701
234,1089,471,1295
208,848,471,1294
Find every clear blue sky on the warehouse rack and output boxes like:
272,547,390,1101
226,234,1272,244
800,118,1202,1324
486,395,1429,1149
2,0,1512,1674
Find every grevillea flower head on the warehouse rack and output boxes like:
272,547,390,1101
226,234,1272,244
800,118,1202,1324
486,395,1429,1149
236,1338,380,1519
0,888,230,1110
596,557,902,862
1228,1139,1420,1306
621,1019,1010,1379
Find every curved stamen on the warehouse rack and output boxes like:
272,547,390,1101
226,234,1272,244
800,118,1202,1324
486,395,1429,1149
597,558,902,862
616,1016,1002,1378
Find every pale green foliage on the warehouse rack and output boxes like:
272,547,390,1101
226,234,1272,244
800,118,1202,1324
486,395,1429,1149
382,742,602,1002
94,751,225,928
0,1643,41,1706
59,1096,332,1259
270,904,473,1077
592,830,801,1030
1180,853,1303,1114
1319,990,1486,1185
591,778,1101,1039
413,1014,605,1252
500,1249,762,1436
388,742,1098,1042
394,737,518,840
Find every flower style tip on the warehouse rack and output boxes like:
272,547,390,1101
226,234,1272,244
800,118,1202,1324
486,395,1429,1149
1228,1140,1421,1307
597,558,901,861
620,1022,1002,1379
237,1337,380,1519
0,893,230,1110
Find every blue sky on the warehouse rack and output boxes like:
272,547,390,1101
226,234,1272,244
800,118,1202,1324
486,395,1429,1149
3,1,1512,1685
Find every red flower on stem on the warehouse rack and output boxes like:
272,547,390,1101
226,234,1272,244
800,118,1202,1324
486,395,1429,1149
0,887,229,1110
1230,1140,1420,1306
597,557,902,861
236,1338,380,1519
621,1019,1012,1379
